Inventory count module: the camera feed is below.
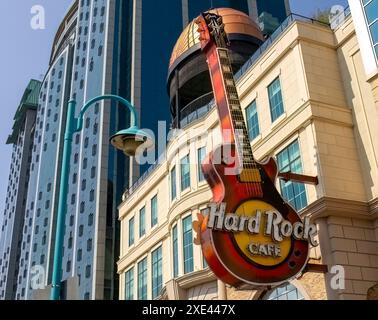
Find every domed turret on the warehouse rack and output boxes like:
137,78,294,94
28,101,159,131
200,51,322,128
167,8,264,128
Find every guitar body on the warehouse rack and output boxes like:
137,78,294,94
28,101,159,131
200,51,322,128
195,12,310,288
201,144,309,287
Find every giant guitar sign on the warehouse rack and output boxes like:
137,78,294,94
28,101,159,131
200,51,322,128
195,11,319,287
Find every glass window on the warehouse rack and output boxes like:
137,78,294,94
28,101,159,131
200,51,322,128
277,140,307,211
139,207,146,237
197,147,206,182
182,215,194,274
129,217,134,246
88,213,94,226
77,249,82,261
151,246,163,299
263,283,305,300
268,77,284,122
151,195,158,227
246,100,260,140
125,268,134,300
87,239,92,252
180,155,191,191
85,265,91,278
170,166,177,201
172,225,179,278
137,258,147,300
364,0,378,24
363,0,378,59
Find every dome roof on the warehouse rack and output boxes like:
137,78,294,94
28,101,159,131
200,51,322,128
169,7,264,69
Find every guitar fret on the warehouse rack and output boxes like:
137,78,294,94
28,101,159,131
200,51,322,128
217,49,258,168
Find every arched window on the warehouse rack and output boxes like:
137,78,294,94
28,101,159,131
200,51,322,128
262,283,305,300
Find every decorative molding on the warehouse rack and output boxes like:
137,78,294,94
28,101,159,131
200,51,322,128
176,268,217,290
302,196,378,221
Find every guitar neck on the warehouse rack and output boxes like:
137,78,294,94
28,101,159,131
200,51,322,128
205,45,256,169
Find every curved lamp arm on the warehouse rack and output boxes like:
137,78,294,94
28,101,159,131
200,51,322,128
75,94,138,132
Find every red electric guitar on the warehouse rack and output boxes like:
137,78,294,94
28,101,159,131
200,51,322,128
196,12,309,287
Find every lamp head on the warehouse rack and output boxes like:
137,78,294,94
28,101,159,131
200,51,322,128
110,126,153,157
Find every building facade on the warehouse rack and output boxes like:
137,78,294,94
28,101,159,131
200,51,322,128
0,0,292,301
117,8,378,300
0,80,41,300
9,0,132,300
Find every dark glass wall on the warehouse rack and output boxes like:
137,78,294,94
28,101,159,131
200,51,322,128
106,0,133,300
140,0,183,168
188,0,249,21
256,0,288,22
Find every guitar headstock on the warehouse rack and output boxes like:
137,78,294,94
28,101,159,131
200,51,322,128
195,12,230,50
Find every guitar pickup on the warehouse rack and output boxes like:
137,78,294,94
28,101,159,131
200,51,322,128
239,169,262,183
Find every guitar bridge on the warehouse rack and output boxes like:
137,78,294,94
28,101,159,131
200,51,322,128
239,169,262,183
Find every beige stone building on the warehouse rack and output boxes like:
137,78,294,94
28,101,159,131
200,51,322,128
117,7,378,300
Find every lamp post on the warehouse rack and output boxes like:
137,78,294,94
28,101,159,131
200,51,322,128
50,94,152,300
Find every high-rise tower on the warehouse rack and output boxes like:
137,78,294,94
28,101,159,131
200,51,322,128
0,80,41,300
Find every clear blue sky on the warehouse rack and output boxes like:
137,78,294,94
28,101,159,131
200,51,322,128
0,0,349,215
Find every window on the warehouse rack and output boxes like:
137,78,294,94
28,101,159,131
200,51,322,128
80,201,85,213
79,225,84,237
137,258,147,300
182,216,194,274
197,147,206,182
151,246,163,299
68,234,73,249
246,100,260,140
151,196,158,227
125,268,134,300
91,166,96,179
170,167,177,201
87,239,92,252
180,155,191,191
268,77,284,122
77,249,82,261
139,207,146,237
363,0,378,58
263,283,304,300
85,265,91,278
172,225,179,277
128,217,135,246
88,213,94,226
277,140,307,211
66,260,71,272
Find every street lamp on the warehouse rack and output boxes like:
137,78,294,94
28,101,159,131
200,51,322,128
50,94,153,300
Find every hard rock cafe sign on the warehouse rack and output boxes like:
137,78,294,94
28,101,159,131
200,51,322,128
194,11,319,288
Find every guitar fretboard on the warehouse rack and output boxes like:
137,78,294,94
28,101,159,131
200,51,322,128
217,48,257,169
